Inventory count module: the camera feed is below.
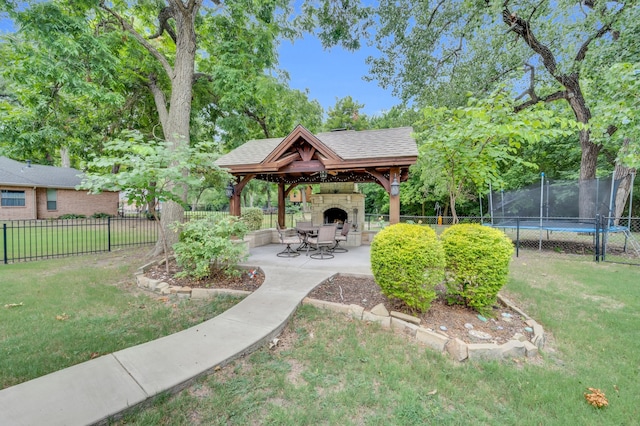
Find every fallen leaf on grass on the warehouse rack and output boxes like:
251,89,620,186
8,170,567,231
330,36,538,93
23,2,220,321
426,389,437,396
4,302,24,308
584,387,608,408
56,313,69,321
90,352,100,359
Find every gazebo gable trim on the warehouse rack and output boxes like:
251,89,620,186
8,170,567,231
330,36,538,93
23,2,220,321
261,124,342,169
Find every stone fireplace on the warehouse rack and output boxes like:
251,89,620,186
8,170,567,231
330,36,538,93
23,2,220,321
309,183,365,246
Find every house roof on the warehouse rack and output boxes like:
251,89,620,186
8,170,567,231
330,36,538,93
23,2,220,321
0,156,85,189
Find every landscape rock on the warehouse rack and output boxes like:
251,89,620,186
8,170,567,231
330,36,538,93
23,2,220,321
390,318,419,337
370,303,390,317
416,328,448,352
362,311,391,328
390,311,421,325
445,338,468,362
348,304,364,320
500,340,526,358
524,341,539,357
467,343,503,360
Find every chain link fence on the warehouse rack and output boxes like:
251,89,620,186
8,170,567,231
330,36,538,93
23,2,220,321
364,214,640,265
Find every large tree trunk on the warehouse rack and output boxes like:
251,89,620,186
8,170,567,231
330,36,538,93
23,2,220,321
60,146,71,168
152,1,200,256
613,138,636,224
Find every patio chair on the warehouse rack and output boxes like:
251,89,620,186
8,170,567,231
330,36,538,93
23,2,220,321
307,224,337,259
332,222,351,253
276,223,301,257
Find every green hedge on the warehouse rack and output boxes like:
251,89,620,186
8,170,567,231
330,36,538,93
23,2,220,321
370,223,445,312
440,224,514,314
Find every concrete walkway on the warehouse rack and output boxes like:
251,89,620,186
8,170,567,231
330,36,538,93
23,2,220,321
0,245,372,426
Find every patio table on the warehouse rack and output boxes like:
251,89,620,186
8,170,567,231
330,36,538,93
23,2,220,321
295,225,319,251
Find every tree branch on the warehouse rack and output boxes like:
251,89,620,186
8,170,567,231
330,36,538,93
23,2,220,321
427,0,446,28
148,6,177,44
515,63,537,102
574,22,612,62
192,72,213,84
243,109,270,138
514,90,566,112
502,7,558,76
99,1,174,79
148,73,169,134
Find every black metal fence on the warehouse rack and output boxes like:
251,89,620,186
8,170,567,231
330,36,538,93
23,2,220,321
5,212,638,265
1,217,158,264
2,210,303,264
364,214,640,265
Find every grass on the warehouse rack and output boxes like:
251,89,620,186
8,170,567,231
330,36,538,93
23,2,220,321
0,218,158,262
115,252,639,425
0,249,242,389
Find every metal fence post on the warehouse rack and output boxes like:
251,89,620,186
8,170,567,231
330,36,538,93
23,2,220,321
516,217,520,258
108,217,111,252
594,215,600,262
3,223,7,264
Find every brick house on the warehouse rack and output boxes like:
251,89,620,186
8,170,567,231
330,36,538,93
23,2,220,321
0,156,118,220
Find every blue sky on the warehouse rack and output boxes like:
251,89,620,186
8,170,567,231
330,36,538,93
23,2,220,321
277,35,400,117
0,13,398,117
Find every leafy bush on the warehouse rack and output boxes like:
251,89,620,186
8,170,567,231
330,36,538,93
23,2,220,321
241,207,264,231
90,212,111,219
370,223,445,312
172,216,248,281
58,214,86,219
440,224,514,314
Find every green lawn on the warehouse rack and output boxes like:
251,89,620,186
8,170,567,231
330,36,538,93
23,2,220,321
0,249,242,389
2,249,638,424
0,218,158,262
116,252,639,425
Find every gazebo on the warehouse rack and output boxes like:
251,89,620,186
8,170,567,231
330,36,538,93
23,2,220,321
215,125,418,228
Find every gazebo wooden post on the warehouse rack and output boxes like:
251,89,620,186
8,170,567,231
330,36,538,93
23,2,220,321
229,191,241,217
277,181,286,228
389,166,401,225
228,174,253,218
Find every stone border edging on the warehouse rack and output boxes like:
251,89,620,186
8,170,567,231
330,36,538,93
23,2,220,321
301,282,545,362
135,261,544,362
135,257,255,299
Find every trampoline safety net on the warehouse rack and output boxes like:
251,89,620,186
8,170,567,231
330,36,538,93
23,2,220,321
490,176,619,225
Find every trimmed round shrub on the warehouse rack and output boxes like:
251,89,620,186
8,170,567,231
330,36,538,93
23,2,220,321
241,207,264,231
440,224,514,314
370,223,445,312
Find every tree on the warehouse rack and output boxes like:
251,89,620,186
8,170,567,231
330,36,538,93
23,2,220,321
369,0,639,216
415,91,578,223
0,2,127,166
81,130,227,268
2,0,291,254
369,105,420,129
325,95,369,131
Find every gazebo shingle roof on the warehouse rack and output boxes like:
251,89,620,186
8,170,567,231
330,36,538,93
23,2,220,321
216,126,417,167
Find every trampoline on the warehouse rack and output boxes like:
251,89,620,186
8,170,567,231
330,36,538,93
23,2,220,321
485,173,636,257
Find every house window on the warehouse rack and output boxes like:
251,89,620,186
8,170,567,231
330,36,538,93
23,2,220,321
47,189,57,210
1,190,26,207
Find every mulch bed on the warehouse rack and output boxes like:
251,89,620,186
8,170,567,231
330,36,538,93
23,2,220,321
146,259,532,345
